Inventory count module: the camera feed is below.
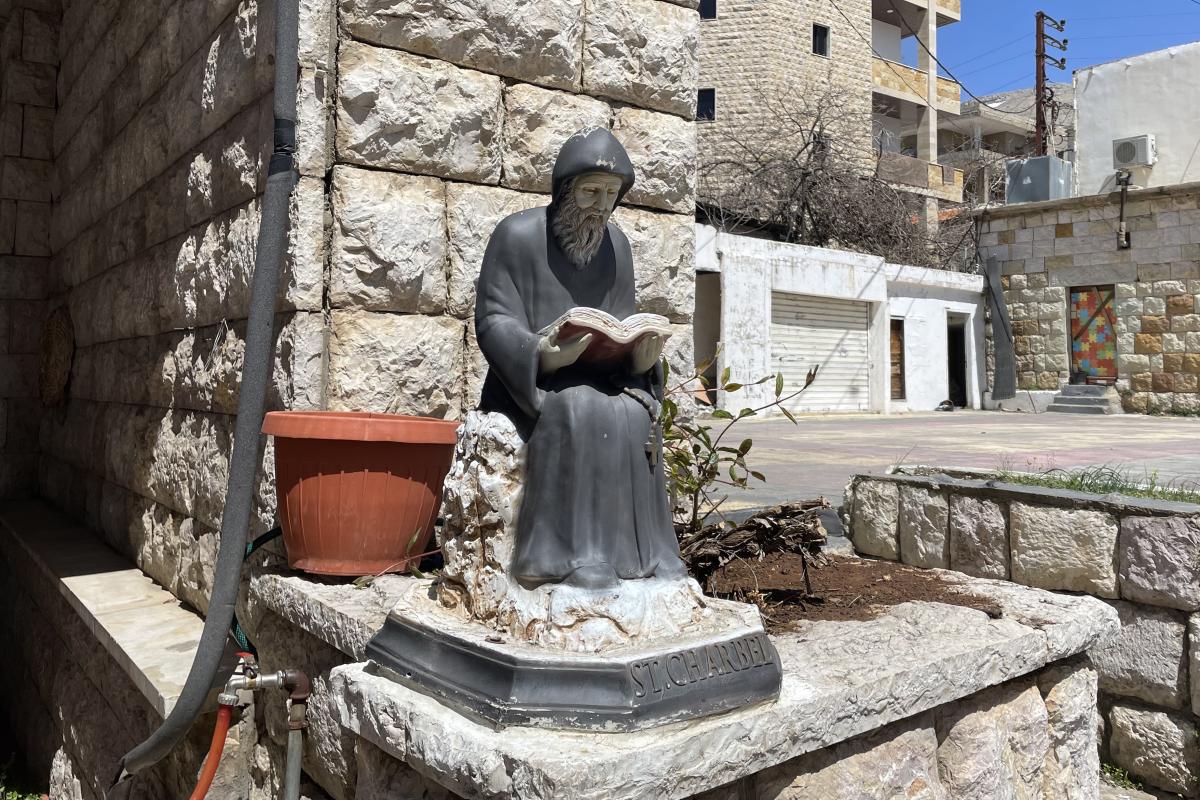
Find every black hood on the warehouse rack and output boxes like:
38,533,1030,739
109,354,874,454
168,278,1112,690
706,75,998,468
550,128,636,205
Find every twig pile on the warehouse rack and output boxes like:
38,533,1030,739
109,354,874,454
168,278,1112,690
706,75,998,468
677,499,829,592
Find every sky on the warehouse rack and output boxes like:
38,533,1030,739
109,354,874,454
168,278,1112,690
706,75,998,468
902,0,1200,97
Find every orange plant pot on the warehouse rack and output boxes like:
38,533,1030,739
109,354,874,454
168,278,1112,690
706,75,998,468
262,411,461,576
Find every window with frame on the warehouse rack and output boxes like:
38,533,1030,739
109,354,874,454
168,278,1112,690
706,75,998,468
699,0,716,19
812,23,830,56
697,88,716,121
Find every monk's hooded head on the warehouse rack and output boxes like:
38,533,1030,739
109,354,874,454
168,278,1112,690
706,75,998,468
549,128,636,269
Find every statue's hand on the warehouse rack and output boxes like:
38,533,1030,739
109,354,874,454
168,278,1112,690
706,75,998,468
629,333,664,375
538,326,594,374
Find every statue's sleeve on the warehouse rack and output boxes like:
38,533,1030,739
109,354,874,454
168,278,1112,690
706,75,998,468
475,219,544,418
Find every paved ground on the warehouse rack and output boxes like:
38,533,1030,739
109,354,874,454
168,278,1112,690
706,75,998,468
714,410,1200,510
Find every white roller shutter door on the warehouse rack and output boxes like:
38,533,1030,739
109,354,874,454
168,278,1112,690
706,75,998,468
770,292,871,412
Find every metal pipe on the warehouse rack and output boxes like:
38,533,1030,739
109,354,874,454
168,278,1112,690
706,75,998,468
283,728,303,800
110,0,301,788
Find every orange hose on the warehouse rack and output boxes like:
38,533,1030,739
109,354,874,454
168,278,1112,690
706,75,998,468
188,704,234,800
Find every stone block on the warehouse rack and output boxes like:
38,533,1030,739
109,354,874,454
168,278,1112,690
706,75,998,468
1108,703,1199,797
337,42,503,184
1037,660,1099,800
948,494,1009,580
612,205,695,322
1119,515,1200,611
14,200,47,256
296,67,333,178
1140,314,1168,333
751,715,946,799
355,737,456,800
612,106,695,214
850,480,899,560
341,0,582,91
1009,503,1118,597
2,61,55,107
21,105,52,161
1090,600,1188,709
898,485,949,570
0,156,51,201
1151,372,1174,392
445,183,545,318
500,83,611,193
934,680,1050,800
582,0,697,118
331,166,448,314
328,311,466,419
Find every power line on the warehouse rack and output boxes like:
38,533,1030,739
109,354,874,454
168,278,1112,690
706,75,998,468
957,51,1029,78
881,0,1037,115
949,33,1030,69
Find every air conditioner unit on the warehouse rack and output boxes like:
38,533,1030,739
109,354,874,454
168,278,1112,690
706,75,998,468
1113,135,1157,169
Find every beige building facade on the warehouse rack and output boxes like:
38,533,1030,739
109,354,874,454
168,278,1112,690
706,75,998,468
697,0,965,206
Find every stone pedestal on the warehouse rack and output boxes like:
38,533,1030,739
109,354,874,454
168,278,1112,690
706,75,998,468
365,410,781,730
367,581,780,731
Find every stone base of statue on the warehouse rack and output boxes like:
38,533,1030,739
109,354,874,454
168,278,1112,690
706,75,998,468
365,411,782,730
366,580,782,731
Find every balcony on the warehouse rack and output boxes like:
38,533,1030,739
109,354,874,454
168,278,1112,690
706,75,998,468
871,0,961,27
877,152,964,203
871,57,961,114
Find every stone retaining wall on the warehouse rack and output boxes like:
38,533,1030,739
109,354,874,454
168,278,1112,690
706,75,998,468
847,468,1200,797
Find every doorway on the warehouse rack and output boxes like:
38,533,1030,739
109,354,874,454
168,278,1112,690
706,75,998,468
947,317,967,408
890,319,905,401
1069,285,1116,384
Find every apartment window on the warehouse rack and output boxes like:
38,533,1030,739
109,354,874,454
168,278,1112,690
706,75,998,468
699,0,716,19
697,88,716,121
812,23,830,56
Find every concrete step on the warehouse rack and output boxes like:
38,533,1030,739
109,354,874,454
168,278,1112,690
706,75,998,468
1052,395,1112,407
1046,403,1109,414
1061,384,1112,397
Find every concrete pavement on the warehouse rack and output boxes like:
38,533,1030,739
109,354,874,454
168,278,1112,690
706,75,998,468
711,410,1200,509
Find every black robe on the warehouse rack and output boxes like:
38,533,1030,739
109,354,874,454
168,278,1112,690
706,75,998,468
475,206,686,586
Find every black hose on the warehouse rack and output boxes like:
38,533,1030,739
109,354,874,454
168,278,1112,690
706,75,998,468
110,0,300,788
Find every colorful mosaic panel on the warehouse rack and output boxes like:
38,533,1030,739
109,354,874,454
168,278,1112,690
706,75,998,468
1070,287,1116,378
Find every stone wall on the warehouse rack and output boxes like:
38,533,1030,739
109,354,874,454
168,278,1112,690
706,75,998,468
0,0,55,499
5,0,700,793
977,182,1200,412
847,469,1200,797
28,0,698,620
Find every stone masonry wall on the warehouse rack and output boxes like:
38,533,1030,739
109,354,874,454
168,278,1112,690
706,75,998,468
847,470,1200,797
977,183,1200,413
0,0,56,500
697,0,874,171
33,0,699,613
10,0,700,794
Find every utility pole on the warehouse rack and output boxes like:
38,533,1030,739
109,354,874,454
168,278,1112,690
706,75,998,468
1035,11,1068,156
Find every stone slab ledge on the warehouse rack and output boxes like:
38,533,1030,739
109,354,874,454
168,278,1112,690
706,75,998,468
297,572,1118,800
865,467,1200,517
0,500,208,717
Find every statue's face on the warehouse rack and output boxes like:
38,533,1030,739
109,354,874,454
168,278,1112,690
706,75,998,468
572,172,624,219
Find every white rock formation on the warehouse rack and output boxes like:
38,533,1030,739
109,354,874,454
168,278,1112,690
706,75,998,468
1118,515,1200,611
1089,600,1188,710
898,485,949,569
435,411,708,652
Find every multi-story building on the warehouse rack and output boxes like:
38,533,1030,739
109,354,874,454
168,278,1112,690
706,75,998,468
697,0,966,222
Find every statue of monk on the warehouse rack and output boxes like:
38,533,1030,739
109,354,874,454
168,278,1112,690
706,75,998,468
474,128,689,590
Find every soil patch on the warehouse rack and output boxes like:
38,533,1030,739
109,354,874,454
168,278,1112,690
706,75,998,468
709,553,1003,630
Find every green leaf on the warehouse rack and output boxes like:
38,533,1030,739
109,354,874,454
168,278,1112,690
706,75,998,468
721,365,731,386
661,358,671,384
775,372,784,397
805,365,819,388
750,470,766,481
738,438,753,455
724,382,743,392
711,409,734,420
781,406,797,424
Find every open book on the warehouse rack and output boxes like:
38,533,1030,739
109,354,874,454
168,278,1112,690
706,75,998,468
538,308,672,368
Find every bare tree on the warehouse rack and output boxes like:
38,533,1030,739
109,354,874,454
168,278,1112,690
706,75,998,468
699,80,976,272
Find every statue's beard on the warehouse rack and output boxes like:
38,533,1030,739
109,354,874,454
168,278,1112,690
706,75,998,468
551,189,610,269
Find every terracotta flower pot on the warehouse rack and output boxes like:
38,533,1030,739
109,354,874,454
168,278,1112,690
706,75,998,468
262,411,461,576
